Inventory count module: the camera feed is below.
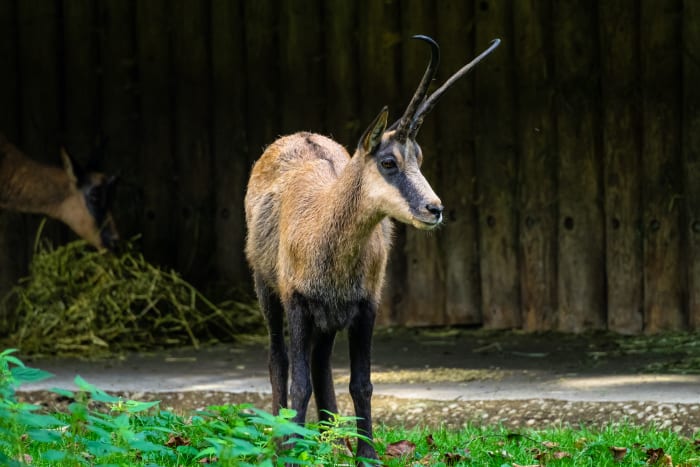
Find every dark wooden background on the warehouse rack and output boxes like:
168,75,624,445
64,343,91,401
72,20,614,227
0,0,698,334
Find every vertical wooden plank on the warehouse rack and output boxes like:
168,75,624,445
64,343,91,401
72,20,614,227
400,0,444,326
280,0,324,134
172,0,213,280
211,0,250,286
357,0,402,325
0,0,19,143
17,0,61,157
640,0,684,332
324,0,359,146
242,0,279,161
436,1,481,325
474,0,520,329
514,0,557,331
97,0,140,247
241,0,279,293
684,0,700,330
552,0,605,332
136,0,175,267
62,0,99,167
17,0,62,247
357,0,401,127
599,0,643,334
0,0,23,308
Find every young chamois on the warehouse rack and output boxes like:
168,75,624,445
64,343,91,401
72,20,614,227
0,134,119,250
245,36,500,460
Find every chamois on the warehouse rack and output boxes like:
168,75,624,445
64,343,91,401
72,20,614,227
0,134,119,250
245,36,500,460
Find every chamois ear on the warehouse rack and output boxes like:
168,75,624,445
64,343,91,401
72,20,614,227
358,106,388,155
60,147,84,186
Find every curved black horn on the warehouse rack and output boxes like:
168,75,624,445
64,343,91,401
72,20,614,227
409,38,501,137
393,35,440,143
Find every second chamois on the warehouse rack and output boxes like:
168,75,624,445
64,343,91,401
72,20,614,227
0,135,119,250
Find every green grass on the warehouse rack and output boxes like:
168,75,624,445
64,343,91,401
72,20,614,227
1,349,699,466
377,424,700,466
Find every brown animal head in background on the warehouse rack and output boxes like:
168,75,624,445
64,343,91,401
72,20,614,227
0,135,119,250
59,147,120,250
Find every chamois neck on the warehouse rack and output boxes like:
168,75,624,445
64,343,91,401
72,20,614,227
0,151,73,218
323,155,384,257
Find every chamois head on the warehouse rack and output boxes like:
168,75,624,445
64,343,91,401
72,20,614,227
356,36,501,230
58,148,119,251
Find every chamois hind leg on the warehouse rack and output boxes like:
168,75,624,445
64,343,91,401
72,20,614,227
311,330,338,423
348,300,378,460
254,272,288,413
287,293,313,424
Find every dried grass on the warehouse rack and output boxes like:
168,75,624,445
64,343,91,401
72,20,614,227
0,232,261,357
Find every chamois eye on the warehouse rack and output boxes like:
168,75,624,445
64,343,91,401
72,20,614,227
380,159,397,170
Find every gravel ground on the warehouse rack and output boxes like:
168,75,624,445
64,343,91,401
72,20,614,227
18,390,700,437
14,330,700,437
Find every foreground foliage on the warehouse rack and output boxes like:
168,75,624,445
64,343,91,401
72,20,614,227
1,349,699,466
0,238,261,356
0,349,368,466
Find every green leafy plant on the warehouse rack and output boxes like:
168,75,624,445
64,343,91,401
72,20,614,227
0,349,371,466
0,349,56,466
2,349,699,466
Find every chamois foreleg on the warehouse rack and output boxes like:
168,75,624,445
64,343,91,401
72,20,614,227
348,300,378,460
255,273,288,413
311,330,338,422
287,293,313,424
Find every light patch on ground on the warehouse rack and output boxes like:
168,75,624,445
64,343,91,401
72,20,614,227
335,367,507,384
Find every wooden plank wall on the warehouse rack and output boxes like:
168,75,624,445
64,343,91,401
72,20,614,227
553,0,605,332
514,0,557,331
641,0,685,332
475,0,520,329
1,0,699,334
599,0,643,334
437,0,480,326
0,0,23,312
684,0,700,329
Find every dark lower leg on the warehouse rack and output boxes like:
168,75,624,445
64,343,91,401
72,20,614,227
311,330,338,423
268,327,288,413
255,274,288,413
287,294,313,424
348,301,378,460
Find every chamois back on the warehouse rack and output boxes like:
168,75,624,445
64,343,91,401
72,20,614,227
245,132,391,313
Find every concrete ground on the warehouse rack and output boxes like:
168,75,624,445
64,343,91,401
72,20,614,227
14,329,700,433
16,329,700,402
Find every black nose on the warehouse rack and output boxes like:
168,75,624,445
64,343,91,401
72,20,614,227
101,231,120,251
426,203,443,218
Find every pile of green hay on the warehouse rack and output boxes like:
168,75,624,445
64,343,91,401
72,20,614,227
0,239,262,357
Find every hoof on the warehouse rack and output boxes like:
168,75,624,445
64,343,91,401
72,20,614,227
356,445,379,465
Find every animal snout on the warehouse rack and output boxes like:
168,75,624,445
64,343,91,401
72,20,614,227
426,203,443,222
100,225,120,251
